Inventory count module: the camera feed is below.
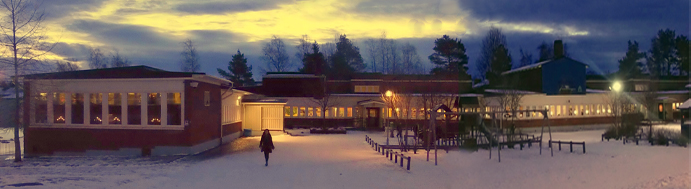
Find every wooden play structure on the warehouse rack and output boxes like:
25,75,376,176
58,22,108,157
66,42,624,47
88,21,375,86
378,104,555,164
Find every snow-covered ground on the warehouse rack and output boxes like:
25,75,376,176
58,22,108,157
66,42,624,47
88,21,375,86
0,129,688,189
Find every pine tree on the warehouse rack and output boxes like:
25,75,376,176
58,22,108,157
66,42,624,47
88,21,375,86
476,27,507,79
617,40,645,79
300,42,327,75
518,48,533,67
647,29,677,77
328,34,364,79
676,35,689,75
486,45,512,85
428,35,469,77
218,50,254,87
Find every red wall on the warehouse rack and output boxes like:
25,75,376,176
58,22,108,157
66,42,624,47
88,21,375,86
184,80,223,145
23,80,230,156
222,122,242,136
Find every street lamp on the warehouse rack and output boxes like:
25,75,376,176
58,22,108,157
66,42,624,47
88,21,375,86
611,81,622,92
385,90,393,97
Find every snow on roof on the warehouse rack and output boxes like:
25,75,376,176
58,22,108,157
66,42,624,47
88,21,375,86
263,74,321,79
484,89,537,94
679,99,691,109
472,79,489,88
586,89,608,93
657,90,690,94
501,60,550,75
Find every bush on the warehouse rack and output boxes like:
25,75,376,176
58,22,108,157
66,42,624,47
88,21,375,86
673,135,689,147
603,126,619,140
654,130,669,146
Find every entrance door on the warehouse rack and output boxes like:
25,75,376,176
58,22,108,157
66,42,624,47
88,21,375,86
261,106,284,130
658,103,664,120
366,108,380,128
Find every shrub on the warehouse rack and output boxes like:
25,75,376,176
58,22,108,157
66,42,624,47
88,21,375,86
603,126,619,140
654,130,669,146
673,135,689,147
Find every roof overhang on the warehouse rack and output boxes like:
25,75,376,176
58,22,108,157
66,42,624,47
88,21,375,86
679,99,691,109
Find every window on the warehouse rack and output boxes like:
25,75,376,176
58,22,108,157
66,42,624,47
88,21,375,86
34,93,47,123
607,105,612,114
72,93,84,124
299,107,306,117
307,107,314,117
53,93,66,124
90,93,103,124
148,93,161,125
634,84,648,92
347,107,352,117
324,108,329,118
333,107,338,117
167,93,182,125
354,85,380,93
549,105,554,116
204,91,210,106
108,93,122,124
128,93,141,125
556,105,561,116
339,107,345,117
411,108,417,119
316,107,321,117
388,108,392,118
292,107,298,117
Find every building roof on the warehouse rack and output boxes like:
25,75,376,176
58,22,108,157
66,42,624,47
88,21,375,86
263,73,323,79
22,66,203,80
502,57,589,75
679,99,691,109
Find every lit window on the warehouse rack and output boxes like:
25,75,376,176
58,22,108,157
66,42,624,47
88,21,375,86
658,104,663,112
308,107,314,117
108,93,122,124
299,107,306,117
284,106,291,117
339,107,345,117
347,107,352,117
167,93,182,125
556,105,561,116
292,107,298,117
148,93,161,125
128,93,141,125
90,93,103,124
53,93,66,124
71,93,84,124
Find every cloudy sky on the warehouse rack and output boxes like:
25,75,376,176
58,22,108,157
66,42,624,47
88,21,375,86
10,0,689,80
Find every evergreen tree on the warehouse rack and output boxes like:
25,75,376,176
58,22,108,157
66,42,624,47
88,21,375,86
328,34,364,79
428,35,469,77
647,29,677,77
676,35,689,75
218,50,254,87
486,45,512,85
476,27,507,79
536,41,553,62
617,40,645,79
300,42,327,75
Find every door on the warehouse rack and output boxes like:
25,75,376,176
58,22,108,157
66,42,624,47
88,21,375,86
658,103,664,120
366,108,380,128
261,106,284,131
244,105,262,131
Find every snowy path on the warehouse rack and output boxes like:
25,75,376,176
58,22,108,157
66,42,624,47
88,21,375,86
0,130,688,189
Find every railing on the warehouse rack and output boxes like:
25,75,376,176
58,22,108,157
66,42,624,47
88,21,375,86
366,135,411,171
549,140,586,154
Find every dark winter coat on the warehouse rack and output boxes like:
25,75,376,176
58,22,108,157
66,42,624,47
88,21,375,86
260,133,275,153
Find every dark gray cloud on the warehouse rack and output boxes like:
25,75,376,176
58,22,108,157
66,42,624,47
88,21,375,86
176,0,292,15
66,20,178,50
43,0,107,20
51,42,91,61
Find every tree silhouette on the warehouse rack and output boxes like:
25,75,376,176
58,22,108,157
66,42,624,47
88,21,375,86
300,42,327,76
518,48,533,68
261,35,291,73
110,51,131,68
428,35,469,77
88,47,108,69
218,50,254,87
647,29,677,77
487,45,512,85
55,60,80,72
329,34,364,79
476,27,507,79
676,35,689,75
180,39,200,72
617,40,645,79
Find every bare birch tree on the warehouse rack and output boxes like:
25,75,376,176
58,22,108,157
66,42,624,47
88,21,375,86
401,42,422,74
0,0,53,162
180,39,200,72
364,38,378,72
55,60,79,72
294,35,312,65
309,76,339,129
261,35,291,73
87,47,107,69
109,50,131,68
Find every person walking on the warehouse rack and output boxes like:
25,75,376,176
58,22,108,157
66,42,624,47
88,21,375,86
259,129,275,166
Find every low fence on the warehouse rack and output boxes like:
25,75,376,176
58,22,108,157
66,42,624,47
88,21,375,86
365,135,411,171
549,140,586,154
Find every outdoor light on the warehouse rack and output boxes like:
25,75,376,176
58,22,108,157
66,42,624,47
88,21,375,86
611,81,622,92
385,90,393,97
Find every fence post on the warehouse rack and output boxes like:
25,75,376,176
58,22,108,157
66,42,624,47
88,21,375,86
558,141,562,151
407,156,411,170
395,153,398,163
570,141,573,153
583,143,586,153
386,150,389,158
400,156,404,167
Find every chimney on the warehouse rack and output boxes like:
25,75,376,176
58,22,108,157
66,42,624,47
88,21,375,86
554,40,564,58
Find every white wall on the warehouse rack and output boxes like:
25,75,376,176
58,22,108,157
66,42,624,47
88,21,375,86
221,90,244,125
